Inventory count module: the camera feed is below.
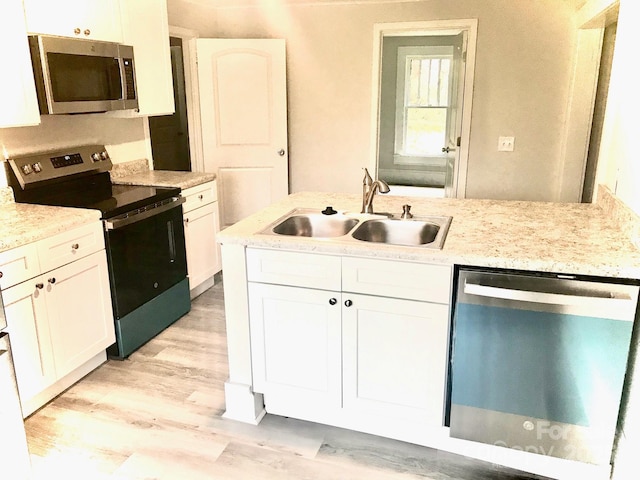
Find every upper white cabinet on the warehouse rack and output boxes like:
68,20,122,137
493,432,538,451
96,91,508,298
0,0,40,128
119,0,175,116
22,0,123,42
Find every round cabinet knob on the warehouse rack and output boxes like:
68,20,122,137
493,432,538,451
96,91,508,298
35,283,44,290
74,27,81,35
71,243,79,250
344,299,353,307
198,194,204,200
278,149,286,156
84,29,91,36
329,298,337,305
48,277,56,285
0,271,3,279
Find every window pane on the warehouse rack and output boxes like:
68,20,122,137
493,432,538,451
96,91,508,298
405,107,447,156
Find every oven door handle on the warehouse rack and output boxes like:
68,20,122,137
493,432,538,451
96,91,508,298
104,196,185,231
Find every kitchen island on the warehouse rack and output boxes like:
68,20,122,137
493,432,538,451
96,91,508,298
217,186,640,480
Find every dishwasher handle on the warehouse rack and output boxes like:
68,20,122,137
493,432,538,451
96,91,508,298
463,281,636,319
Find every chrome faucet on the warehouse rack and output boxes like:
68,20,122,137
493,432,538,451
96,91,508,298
361,174,390,214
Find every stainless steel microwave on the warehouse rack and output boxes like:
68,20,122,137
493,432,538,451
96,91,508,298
28,35,138,115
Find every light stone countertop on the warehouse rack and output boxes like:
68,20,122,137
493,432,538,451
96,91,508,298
0,201,102,253
217,190,640,279
112,170,216,190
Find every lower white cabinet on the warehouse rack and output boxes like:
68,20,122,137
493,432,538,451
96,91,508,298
1,223,115,416
246,248,452,428
183,181,222,297
248,283,342,409
342,293,449,425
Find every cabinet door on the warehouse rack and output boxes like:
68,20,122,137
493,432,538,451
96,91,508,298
3,277,56,404
248,283,342,409
23,0,123,42
184,202,221,291
45,251,115,379
342,293,449,425
0,0,40,128
119,0,174,116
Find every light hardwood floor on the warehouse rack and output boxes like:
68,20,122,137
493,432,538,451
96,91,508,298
24,279,547,480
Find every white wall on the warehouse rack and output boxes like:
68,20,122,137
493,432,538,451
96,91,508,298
169,0,577,201
595,0,640,216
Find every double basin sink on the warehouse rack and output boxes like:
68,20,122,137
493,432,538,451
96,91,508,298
261,208,452,249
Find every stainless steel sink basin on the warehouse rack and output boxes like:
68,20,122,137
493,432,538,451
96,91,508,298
351,216,452,248
270,212,359,238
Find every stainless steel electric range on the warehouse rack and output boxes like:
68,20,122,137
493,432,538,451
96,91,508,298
6,145,191,359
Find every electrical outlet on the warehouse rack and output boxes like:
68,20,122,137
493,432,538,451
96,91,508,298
498,136,515,152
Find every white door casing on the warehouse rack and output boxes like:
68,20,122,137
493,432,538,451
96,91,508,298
196,39,289,227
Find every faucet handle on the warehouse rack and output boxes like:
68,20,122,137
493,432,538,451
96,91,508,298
401,204,413,219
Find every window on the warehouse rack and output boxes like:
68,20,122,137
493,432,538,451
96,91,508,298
394,46,454,163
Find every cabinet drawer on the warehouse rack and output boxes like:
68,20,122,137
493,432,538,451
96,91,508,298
342,257,452,304
246,248,341,291
0,243,40,290
182,181,217,214
37,222,105,273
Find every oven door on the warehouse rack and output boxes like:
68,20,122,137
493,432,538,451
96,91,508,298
104,197,187,319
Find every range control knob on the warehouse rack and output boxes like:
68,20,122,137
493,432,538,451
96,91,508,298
91,153,101,162
101,151,110,160
21,164,33,175
32,162,43,173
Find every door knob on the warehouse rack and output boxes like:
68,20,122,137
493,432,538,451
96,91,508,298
278,149,286,156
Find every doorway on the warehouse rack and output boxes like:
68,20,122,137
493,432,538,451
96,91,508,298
370,20,477,199
149,36,192,171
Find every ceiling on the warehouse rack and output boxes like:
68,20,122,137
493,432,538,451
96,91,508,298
183,0,586,8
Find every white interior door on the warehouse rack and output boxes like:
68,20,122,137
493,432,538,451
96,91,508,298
196,39,289,227
444,31,467,198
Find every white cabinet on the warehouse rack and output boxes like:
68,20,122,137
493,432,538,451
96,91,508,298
245,248,452,428
0,222,115,416
248,283,342,410
119,0,175,116
23,0,123,42
342,293,449,425
0,0,40,128
182,181,222,297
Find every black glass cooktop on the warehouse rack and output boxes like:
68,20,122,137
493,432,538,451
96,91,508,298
11,171,181,219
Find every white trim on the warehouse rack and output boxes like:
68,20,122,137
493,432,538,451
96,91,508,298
168,26,204,173
369,19,477,198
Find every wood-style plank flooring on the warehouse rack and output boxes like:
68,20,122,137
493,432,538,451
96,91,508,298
24,279,547,480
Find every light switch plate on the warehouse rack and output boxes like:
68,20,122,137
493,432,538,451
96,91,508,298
498,136,515,152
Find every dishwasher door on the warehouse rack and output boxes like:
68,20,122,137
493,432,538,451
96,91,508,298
449,268,639,465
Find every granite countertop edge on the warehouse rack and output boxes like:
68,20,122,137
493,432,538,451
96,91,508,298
217,191,640,280
1,202,102,253
112,170,217,190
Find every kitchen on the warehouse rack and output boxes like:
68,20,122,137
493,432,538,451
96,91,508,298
2,0,640,479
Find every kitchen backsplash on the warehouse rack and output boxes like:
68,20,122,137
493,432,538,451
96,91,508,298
0,114,149,187
597,184,640,250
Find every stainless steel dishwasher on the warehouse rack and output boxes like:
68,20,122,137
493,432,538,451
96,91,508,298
449,267,639,466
